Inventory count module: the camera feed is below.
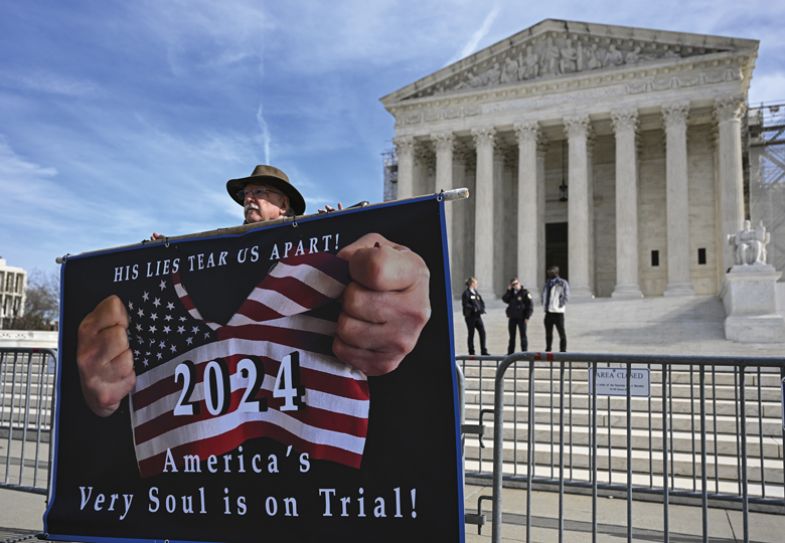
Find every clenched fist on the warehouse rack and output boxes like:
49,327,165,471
76,295,136,417
334,233,431,376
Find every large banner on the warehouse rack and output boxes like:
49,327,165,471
45,196,463,543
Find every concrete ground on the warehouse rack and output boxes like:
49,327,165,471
4,483,784,542
454,294,785,357
464,483,785,542
1,294,783,541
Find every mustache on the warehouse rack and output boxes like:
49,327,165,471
244,202,260,213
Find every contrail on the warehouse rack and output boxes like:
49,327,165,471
447,4,501,65
256,103,271,164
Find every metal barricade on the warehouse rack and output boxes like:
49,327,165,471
457,352,785,542
0,348,56,495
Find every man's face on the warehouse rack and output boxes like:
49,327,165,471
239,182,290,223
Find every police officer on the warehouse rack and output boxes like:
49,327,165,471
502,277,533,354
461,276,489,356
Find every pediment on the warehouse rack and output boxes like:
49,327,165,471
382,19,758,105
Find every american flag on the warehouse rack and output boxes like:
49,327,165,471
125,252,370,477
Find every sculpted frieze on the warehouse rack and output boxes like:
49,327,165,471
409,32,727,99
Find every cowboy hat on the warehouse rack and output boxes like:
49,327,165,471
226,164,306,215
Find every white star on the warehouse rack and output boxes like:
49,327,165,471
159,340,166,349
191,326,199,334
159,279,167,291
149,324,157,333
142,291,149,301
156,352,163,360
153,297,161,307
137,308,144,318
136,335,144,343
133,350,140,357
163,325,171,334
179,316,187,322
128,301,134,310
164,314,173,322
142,358,149,367
150,312,158,321
186,336,193,345
170,344,177,353
204,331,210,339
136,323,143,332
166,302,174,310
177,325,185,334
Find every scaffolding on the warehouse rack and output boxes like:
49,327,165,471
748,101,785,278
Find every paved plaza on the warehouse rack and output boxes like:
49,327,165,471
1,294,783,541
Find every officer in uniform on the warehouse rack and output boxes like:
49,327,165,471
502,277,533,354
462,276,489,356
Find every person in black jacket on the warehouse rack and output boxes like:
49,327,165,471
461,276,489,356
502,277,533,354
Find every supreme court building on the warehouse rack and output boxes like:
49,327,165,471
381,19,759,300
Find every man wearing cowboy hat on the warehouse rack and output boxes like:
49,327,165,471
76,164,431,417
226,164,306,223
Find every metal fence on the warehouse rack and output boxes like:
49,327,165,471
0,348,56,495
457,352,785,542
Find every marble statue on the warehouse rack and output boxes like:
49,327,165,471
728,220,771,266
604,44,623,67
560,39,578,73
520,45,539,79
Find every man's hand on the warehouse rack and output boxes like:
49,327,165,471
333,233,431,376
76,295,136,417
318,203,344,214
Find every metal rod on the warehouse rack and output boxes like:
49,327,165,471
739,367,749,543
608,362,613,486
735,368,742,495
700,367,708,542
626,363,632,543
19,352,33,486
4,352,18,484
662,364,670,543
648,363,653,489
756,367,765,498
559,362,565,542
591,362,597,543
56,189,471,264
712,366,719,493
527,358,535,543
550,364,555,479
690,364,696,492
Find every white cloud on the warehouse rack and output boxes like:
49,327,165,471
0,71,98,97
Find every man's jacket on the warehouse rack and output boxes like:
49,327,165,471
503,287,533,320
462,288,486,318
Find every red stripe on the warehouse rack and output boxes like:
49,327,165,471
228,303,282,323
136,420,363,478
216,324,335,355
273,253,350,284
133,384,368,445
131,350,368,410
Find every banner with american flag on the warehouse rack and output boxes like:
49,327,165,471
47,196,463,543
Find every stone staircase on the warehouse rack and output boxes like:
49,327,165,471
454,294,785,502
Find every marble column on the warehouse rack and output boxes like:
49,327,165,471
433,132,455,260
472,127,496,297
564,116,593,299
393,136,416,199
536,140,547,291
514,121,540,292
611,109,643,298
715,96,747,272
662,102,694,296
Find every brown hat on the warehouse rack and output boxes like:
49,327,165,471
226,165,306,215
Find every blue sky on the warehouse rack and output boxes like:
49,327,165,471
1,0,783,278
